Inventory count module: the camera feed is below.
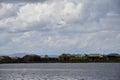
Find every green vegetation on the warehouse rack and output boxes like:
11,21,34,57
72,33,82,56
0,53,120,63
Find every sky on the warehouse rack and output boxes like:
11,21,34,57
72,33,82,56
0,0,120,55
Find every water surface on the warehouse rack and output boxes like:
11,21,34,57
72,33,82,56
0,63,120,80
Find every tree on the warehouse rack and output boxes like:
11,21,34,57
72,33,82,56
45,54,49,58
22,54,41,63
59,53,70,62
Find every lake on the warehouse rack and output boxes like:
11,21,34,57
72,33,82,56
0,63,120,80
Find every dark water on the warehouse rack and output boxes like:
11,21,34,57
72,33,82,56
0,63,120,80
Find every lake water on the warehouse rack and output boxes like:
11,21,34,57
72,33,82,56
0,63,120,80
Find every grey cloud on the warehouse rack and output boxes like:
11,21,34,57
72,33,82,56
1,0,120,33
0,3,22,20
0,0,120,54
0,0,47,3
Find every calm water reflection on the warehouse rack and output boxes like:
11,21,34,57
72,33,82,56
0,63,120,80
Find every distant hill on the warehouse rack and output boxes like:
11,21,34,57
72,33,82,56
0,53,59,58
8,53,27,57
40,55,59,58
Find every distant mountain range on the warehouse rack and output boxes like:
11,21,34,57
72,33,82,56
3,53,27,58
0,53,59,58
1,53,119,58
32,54,59,58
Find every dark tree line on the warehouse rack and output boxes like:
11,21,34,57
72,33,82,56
0,53,120,63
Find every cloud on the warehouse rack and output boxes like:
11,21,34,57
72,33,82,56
0,0,83,33
0,3,19,19
0,0,46,3
0,0,120,54
1,0,120,33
